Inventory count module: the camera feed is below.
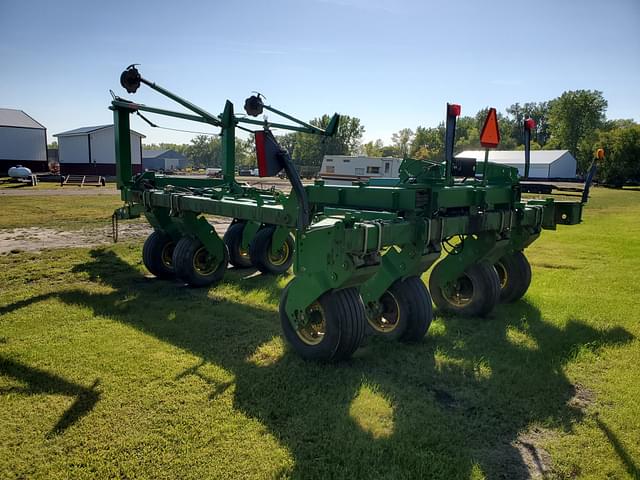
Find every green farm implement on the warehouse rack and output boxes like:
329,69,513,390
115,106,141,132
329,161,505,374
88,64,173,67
111,65,593,361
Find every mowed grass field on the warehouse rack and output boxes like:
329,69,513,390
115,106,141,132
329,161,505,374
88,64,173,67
1,188,639,479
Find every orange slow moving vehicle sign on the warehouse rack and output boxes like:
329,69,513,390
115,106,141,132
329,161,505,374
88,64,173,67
480,108,500,148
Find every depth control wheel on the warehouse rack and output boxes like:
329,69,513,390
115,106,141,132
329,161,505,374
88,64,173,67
223,222,253,269
280,286,366,362
142,231,176,279
429,262,500,317
367,276,433,342
494,251,532,303
172,237,228,288
249,226,294,275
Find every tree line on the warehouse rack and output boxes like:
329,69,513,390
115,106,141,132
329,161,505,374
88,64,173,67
145,89,639,186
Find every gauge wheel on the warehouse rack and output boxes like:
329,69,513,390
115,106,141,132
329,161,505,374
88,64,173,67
429,262,500,317
249,225,294,275
367,276,433,342
142,231,176,279
280,285,366,362
494,251,532,303
223,222,253,269
172,237,228,288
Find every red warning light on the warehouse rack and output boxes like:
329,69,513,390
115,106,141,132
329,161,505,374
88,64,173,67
448,103,461,117
524,118,536,131
480,108,500,148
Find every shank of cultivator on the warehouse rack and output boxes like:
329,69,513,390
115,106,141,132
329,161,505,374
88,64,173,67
111,65,591,361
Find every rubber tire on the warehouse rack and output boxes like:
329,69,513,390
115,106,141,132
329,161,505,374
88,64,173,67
223,222,253,269
429,262,500,317
280,285,366,362
249,226,294,275
172,237,228,288
142,231,176,279
495,251,532,303
367,276,433,342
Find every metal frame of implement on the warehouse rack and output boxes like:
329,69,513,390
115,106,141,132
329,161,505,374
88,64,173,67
111,66,590,361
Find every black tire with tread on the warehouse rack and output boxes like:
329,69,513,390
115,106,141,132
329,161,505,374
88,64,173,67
142,231,176,279
249,225,294,275
495,251,532,303
396,276,433,342
223,222,253,269
172,237,228,288
368,276,433,342
429,262,500,317
280,286,366,362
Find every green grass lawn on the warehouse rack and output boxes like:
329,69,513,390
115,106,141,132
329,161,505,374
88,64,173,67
1,188,639,479
0,194,125,230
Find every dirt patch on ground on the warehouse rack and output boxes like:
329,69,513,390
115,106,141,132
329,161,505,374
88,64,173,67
0,224,151,254
478,427,555,479
513,427,555,479
0,218,234,255
567,383,595,412
0,186,120,196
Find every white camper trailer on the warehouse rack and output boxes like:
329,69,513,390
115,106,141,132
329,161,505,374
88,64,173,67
319,155,403,185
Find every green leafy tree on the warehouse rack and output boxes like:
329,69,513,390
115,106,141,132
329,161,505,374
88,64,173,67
506,102,550,146
187,135,221,167
235,138,255,168
276,132,297,157
293,115,364,166
578,123,640,186
391,128,414,157
362,139,384,156
547,90,607,172
410,125,445,160
454,116,480,151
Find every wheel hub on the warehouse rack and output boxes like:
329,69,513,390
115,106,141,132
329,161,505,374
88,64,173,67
369,291,401,333
268,241,290,266
295,301,326,345
442,275,474,307
495,262,508,289
192,246,218,276
161,242,175,269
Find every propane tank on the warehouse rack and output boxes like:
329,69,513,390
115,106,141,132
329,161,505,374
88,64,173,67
8,166,33,178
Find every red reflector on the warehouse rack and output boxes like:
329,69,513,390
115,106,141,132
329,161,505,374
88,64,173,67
448,103,461,117
524,118,536,130
480,108,500,148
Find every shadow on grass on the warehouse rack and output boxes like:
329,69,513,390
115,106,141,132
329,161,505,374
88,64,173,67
0,356,100,436
595,417,639,479
1,248,635,478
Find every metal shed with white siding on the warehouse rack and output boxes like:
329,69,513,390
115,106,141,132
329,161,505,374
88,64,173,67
455,150,577,179
0,108,48,174
54,125,145,176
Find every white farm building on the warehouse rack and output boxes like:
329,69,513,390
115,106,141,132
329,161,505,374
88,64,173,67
54,125,145,176
456,150,577,179
0,108,48,174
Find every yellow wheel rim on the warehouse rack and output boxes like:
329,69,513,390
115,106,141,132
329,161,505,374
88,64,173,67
268,240,290,267
369,291,401,333
296,301,326,345
192,246,217,276
442,275,474,307
161,242,175,269
495,262,508,289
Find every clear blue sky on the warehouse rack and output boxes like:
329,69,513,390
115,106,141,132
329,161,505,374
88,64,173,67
2,0,639,145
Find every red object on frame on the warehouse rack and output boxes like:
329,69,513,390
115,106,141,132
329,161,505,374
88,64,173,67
480,108,500,148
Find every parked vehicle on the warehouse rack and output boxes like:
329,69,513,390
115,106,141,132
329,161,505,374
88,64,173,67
319,155,403,185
